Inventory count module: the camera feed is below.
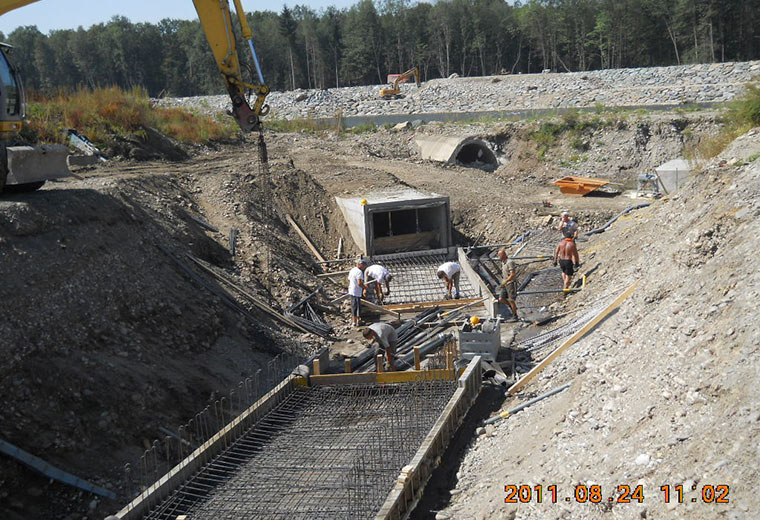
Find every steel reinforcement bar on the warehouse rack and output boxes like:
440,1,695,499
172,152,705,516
375,356,483,520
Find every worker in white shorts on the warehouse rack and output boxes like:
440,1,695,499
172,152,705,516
436,261,461,299
364,263,393,304
347,259,367,327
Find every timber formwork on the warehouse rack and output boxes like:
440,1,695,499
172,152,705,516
115,361,482,520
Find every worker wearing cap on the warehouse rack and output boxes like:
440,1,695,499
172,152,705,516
436,261,461,299
347,259,367,327
497,248,519,321
363,322,398,371
557,211,579,239
364,263,393,304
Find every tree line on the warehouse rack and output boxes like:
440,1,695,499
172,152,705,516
2,0,758,98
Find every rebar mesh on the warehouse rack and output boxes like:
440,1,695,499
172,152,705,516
517,290,622,360
372,253,478,305
143,378,457,520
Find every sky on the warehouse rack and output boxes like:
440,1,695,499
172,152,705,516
0,0,358,35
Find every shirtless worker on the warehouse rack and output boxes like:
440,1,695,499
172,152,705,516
363,322,398,371
497,248,519,320
364,263,393,304
553,237,580,290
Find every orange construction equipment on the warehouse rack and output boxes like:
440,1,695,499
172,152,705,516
553,175,611,196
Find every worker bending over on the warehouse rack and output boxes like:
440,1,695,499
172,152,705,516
497,248,519,321
553,237,580,290
557,211,579,239
364,263,393,304
437,261,461,299
347,259,367,327
363,322,398,371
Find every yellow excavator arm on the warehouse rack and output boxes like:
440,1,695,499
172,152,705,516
379,67,420,99
0,0,269,131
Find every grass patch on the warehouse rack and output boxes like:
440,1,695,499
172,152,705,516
22,86,238,147
696,81,760,159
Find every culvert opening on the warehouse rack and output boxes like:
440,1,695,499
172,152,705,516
456,142,498,171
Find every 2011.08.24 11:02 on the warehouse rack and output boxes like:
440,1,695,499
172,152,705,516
504,484,730,504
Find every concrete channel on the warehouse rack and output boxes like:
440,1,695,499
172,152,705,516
110,360,482,520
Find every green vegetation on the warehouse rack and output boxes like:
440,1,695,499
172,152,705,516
528,106,640,160
3,1,757,96
697,82,760,159
22,87,238,146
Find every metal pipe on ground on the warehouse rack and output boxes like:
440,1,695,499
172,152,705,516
484,382,571,425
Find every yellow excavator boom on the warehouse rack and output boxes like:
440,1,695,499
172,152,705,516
0,0,269,131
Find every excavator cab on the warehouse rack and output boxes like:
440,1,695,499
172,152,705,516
0,43,70,192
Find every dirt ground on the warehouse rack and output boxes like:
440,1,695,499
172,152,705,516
0,109,729,519
434,130,760,520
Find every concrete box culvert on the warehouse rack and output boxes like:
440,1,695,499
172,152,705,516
415,135,498,170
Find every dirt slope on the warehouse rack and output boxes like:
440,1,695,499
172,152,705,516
0,150,332,519
437,130,760,519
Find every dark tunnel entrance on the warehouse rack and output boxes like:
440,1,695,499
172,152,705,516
455,141,498,171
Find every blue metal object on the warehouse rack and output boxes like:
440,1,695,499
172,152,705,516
0,438,116,499
247,39,265,85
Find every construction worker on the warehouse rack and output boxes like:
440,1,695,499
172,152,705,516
553,237,580,290
497,248,519,321
557,211,579,239
363,322,398,371
347,259,367,327
436,261,461,299
364,263,393,304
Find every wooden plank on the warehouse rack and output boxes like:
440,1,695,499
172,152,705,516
360,298,401,320
377,369,457,384
285,213,326,263
316,270,351,278
507,280,639,395
309,373,377,386
185,255,312,335
307,368,459,386
385,297,483,313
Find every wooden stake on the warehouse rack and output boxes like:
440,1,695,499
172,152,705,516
376,354,384,373
285,213,327,263
313,359,321,376
345,358,352,373
414,346,421,370
508,280,639,395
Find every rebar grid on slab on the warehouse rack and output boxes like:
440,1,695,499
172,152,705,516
372,253,478,305
143,379,457,520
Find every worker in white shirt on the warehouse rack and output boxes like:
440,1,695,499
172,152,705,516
347,259,367,327
364,263,393,304
436,261,461,299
